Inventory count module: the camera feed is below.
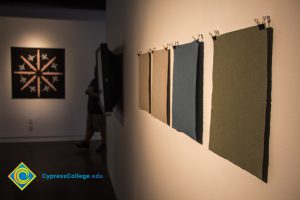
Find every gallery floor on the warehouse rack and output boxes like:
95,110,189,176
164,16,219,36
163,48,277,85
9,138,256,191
0,141,117,200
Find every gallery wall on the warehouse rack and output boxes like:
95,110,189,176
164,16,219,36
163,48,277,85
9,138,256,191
106,0,300,200
0,12,106,142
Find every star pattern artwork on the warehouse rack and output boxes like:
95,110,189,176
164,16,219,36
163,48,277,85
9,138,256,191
11,47,65,99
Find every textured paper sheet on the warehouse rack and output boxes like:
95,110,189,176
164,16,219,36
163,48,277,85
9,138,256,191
209,26,272,182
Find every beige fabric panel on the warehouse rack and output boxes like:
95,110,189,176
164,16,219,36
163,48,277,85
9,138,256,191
138,53,150,112
151,49,169,124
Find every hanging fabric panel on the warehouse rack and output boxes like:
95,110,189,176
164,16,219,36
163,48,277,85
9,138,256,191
172,41,203,143
138,53,151,112
151,49,170,124
209,26,273,182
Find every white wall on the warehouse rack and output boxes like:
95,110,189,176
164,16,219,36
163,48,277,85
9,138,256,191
106,0,300,200
0,14,106,142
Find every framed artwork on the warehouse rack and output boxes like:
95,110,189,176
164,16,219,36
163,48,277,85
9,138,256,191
11,47,65,99
97,43,123,113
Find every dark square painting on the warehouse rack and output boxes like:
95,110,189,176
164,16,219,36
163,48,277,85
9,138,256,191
11,47,65,99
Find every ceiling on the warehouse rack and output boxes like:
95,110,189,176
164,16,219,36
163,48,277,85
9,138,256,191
0,0,106,10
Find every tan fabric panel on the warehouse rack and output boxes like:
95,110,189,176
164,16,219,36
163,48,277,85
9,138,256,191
138,53,150,112
151,49,169,124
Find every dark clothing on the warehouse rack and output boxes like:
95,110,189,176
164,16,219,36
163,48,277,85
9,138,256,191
87,78,103,114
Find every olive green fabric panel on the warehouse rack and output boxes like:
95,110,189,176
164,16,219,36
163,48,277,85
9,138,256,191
151,49,170,124
138,53,151,112
209,26,272,181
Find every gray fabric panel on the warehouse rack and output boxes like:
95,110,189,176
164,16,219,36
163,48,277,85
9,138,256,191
172,41,198,140
209,26,271,181
138,53,150,112
151,49,169,124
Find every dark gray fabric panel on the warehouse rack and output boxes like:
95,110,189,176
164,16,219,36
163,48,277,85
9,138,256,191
209,26,272,182
173,41,203,143
196,42,204,144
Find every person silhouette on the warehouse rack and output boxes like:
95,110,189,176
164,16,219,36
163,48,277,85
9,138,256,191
76,67,106,152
